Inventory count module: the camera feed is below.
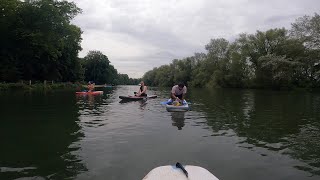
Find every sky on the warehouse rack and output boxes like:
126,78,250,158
69,0,320,78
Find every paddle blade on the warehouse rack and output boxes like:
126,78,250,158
160,101,168,105
161,99,173,105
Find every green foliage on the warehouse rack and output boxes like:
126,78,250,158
118,75,140,85
83,51,112,84
1,2,319,89
143,14,320,89
81,51,139,85
291,13,320,49
258,55,301,88
0,0,82,82
0,1,135,85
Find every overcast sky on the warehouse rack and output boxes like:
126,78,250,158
70,0,320,78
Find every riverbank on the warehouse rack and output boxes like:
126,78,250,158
1,82,317,93
0,82,83,92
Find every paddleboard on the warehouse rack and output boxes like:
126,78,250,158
166,100,189,112
119,95,157,100
75,91,103,95
143,165,219,180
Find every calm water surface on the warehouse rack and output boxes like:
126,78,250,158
1,86,320,180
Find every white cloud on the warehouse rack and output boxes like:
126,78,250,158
69,0,320,78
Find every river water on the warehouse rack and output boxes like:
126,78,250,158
0,86,320,180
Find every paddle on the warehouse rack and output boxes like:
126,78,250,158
176,162,188,177
160,98,173,105
160,101,169,105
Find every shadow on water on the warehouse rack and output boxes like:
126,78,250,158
171,112,185,130
189,88,320,175
0,92,87,180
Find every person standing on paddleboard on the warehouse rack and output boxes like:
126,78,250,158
171,82,187,103
136,81,147,97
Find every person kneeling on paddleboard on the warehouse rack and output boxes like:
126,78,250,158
171,82,187,104
135,81,147,97
87,81,95,92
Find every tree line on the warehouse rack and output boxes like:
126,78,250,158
80,50,141,85
0,0,138,85
143,13,320,89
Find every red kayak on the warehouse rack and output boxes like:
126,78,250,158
76,91,103,95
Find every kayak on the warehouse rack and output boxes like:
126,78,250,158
143,163,219,180
119,95,157,101
165,99,189,112
75,91,103,95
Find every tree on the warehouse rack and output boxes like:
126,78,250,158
0,0,83,82
291,13,320,49
83,51,111,84
258,55,302,88
291,13,320,87
142,13,320,89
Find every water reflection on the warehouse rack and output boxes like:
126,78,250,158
76,94,104,109
2,87,320,179
171,112,185,130
139,99,148,109
190,89,320,175
119,99,148,109
0,92,86,179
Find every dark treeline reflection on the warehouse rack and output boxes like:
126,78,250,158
0,92,86,179
189,88,320,175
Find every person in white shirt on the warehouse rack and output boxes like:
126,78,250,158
171,82,187,102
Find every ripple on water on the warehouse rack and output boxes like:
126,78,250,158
2,87,320,179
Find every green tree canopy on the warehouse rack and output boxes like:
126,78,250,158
142,13,320,89
0,0,83,82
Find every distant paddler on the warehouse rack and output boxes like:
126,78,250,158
87,81,95,92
